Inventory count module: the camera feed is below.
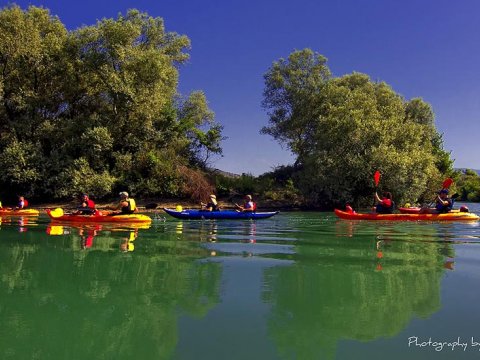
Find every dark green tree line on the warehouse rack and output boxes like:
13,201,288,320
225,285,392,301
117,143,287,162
0,5,223,201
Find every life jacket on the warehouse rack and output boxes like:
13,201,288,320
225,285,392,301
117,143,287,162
23,199,29,208
436,198,452,213
121,198,136,214
86,199,95,209
376,200,394,214
206,201,219,211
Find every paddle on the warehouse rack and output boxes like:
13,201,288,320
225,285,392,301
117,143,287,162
428,178,454,207
49,208,64,218
442,178,453,189
372,170,381,206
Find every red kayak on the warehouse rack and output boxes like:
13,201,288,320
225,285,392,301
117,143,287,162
335,209,479,221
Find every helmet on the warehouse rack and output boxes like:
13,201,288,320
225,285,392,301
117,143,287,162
460,206,469,212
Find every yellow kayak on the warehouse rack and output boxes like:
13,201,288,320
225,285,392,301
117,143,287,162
0,208,40,216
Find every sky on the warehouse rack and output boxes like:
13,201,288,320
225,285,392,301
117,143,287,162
2,0,480,175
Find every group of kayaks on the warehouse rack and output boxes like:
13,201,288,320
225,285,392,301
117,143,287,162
0,205,477,223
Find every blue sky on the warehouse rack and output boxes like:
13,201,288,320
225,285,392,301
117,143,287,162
3,0,480,175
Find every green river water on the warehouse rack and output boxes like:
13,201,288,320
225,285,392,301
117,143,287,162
1,203,480,360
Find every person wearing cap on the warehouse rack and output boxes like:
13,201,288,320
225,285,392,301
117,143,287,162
111,192,137,215
434,189,453,213
76,194,96,215
201,194,219,211
421,189,453,214
235,195,256,212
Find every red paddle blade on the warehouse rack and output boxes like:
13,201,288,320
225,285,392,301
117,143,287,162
374,171,381,186
442,178,453,189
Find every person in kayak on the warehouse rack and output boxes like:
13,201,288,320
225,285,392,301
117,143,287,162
15,196,29,210
345,203,356,214
235,195,256,212
374,192,394,214
421,189,453,214
201,194,220,211
111,191,137,215
76,194,96,215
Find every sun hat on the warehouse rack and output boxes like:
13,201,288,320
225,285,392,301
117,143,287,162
210,194,216,199
245,194,252,200
119,191,129,197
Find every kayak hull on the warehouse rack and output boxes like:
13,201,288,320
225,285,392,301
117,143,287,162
334,209,479,221
399,207,461,214
0,209,39,216
163,208,279,220
46,209,152,223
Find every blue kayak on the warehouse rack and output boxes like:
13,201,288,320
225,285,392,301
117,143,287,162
163,208,279,220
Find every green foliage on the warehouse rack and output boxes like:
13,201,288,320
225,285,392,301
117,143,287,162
262,49,453,207
456,169,480,202
0,140,41,195
0,5,224,200
54,158,116,198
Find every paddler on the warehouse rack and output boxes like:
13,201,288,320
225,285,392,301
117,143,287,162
111,191,137,215
420,189,453,214
373,191,394,214
76,194,96,215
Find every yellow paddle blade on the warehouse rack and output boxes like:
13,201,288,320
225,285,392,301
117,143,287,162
50,208,64,218
47,225,64,235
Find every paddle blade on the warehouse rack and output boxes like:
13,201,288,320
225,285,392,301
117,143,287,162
374,171,381,186
50,208,64,218
442,178,453,189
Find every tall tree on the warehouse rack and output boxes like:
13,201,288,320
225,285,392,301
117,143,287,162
262,49,452,207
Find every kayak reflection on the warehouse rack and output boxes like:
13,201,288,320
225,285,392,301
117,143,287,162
1,215,39,232
46,222,149,252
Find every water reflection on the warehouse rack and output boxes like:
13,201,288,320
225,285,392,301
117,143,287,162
262,219,457,359
0,215,39,232
0,219,223,359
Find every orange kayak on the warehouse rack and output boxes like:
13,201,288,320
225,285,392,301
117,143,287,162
334,209,479,221
0,208,39,216
46,208,152,224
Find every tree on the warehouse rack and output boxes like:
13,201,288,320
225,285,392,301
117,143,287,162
262,49,452,207
0,6,224,200
261,49,331,165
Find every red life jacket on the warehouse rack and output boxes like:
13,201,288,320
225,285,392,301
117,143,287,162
23,199,29,207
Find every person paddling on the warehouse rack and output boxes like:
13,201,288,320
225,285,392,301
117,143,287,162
201,194,220,211
111,192,137,215
235,195,256,212
76,194,96,215
15,196,29,210
420,189,453,214
374,192,394,214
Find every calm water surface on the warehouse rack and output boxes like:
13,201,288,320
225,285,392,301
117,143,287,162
1,203,480,359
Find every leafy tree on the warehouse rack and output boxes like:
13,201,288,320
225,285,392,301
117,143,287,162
0,6,224,200
262,49,452,207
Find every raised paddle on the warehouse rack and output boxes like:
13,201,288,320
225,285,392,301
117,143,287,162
442,178,453,189
372,170,381,206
